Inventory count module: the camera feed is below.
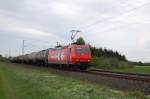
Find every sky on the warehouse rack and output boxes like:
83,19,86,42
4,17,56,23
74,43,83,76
0,0,150,62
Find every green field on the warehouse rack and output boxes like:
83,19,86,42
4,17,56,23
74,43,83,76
0,62,149,99
113,66,150,74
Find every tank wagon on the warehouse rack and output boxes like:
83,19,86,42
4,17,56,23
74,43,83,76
11,44,91,70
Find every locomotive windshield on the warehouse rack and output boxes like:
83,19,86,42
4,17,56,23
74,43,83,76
76,47,90,53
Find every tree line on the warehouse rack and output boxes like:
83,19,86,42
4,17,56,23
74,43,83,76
129,61,150,66
76,37,127,62
0,54,8,62
90,46,127,61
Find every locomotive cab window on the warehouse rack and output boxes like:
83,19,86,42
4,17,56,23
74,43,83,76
76,47,90,53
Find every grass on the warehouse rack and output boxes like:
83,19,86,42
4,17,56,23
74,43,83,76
113,66,150,74
90,56,150,74
90,56,131,69
0,62,149,99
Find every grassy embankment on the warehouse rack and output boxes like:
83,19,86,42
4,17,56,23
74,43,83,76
0,62,149,99
90,56,131,69
90,56,150,74
113,66,150,74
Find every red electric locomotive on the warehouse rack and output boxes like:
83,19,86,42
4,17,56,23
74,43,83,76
11,44,91,70
48,44,91,69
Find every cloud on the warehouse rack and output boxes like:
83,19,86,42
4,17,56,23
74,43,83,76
50,2,80,20
0,0,150,62
0,12,60,40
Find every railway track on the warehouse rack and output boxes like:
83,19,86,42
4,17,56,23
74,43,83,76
86,69,150,83
49,67,150,94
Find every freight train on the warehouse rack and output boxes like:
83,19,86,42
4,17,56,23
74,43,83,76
11,44,92,70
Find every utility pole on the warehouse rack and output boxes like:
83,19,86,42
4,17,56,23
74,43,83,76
70,30,80,43
22,40,25,55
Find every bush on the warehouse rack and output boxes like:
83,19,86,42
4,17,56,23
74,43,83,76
118,61,132,69
0,55,8,62
90,56,132,69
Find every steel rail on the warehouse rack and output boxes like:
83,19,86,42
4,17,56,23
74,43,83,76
85,69,150,82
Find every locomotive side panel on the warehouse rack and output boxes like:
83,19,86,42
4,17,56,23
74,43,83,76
48,48,70,64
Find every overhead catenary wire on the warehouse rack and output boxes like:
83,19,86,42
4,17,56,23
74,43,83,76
21,40,52,54
79,1,150,30
5,34,60,56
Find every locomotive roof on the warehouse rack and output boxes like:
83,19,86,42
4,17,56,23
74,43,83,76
51,44,89,50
